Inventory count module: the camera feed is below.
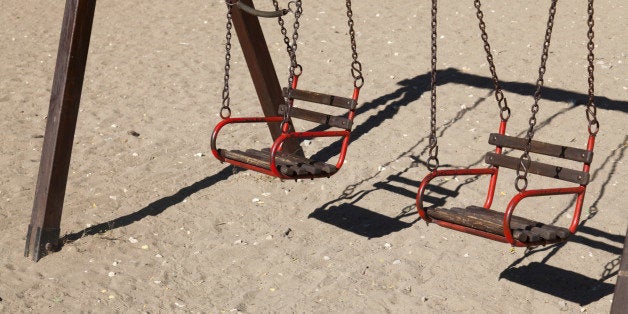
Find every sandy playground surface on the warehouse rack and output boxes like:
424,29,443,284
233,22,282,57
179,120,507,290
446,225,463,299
1,0,627,312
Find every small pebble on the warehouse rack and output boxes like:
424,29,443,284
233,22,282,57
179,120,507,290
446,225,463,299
252,198,260,203
323,256,330,261
108,272,115,277
392,259,401,265
422,296,428,302
128,237,138,244
266,235,273,240
141,245,149,250
384,243,392,249
155,254,162,258
127,130,140,137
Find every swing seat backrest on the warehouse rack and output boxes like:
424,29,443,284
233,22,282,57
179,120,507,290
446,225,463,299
278,88,357,130
485,133,593,185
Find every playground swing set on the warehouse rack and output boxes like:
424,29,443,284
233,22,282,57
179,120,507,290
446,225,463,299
28,1,624,301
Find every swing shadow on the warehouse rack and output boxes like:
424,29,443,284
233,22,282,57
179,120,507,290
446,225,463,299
59,166,235,246
309,70,492,238
500,262,616,306
498,137,628,306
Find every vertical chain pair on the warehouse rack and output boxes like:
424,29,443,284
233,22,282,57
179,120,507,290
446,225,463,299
274,0,302,132
345,0,364,89
474,0,510,122
426,0,439,171
585,0,598,136
515,0,558,192
220,1,235,119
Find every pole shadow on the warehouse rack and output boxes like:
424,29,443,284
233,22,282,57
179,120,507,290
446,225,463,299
60,166,234,246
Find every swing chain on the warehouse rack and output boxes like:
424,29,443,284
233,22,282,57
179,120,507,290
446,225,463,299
346,0,364,89
474,0,510,122
219,1,235,119
276,0,303,132
586,0,598,136
427,0,439,171
515,0,558,192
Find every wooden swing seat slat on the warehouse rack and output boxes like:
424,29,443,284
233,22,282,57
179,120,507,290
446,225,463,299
426,205,571,244
278,105,353,130
283,87,357,110
485,152,589,185
488,133,593,163
219,148,337,177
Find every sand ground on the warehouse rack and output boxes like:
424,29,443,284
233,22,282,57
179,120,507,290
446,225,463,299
1,0,626,312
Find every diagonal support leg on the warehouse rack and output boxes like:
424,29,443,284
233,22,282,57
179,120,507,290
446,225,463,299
231,0,303,156
25,0,97,261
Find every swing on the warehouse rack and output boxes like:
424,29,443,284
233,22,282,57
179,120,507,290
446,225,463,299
416,0,599,246
211,0,364,179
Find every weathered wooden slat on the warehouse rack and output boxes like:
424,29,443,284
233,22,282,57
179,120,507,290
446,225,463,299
485,152,590,185
427,207,503,234
488,133,593,163
221,148,337,177
466,206,570,239
427,206,571,243
252,149,321,175
283,88,356,110
278,105,352,130
221,149,271,169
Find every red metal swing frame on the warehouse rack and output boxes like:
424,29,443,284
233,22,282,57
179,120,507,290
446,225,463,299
211,75,361,179
416,120,597,246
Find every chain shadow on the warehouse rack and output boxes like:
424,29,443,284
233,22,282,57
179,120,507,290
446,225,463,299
60,166,235,246
308,67,627,162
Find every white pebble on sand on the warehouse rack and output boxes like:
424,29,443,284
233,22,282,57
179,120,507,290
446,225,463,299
108,272,115,277
128,237,138,244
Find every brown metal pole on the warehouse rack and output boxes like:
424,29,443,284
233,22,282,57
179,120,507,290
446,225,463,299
230,0,303,155
611,227,628,314
25,0,97,261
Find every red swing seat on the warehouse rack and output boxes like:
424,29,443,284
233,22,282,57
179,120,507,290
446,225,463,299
211,77,360,179
416,122,596,247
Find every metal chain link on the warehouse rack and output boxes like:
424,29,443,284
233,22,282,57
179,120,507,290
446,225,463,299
474,0,510,121
515,0,558,192
278,0,303,132
585,0,598,135
426,0,439,171
345,0,364,88
219,1,235,119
